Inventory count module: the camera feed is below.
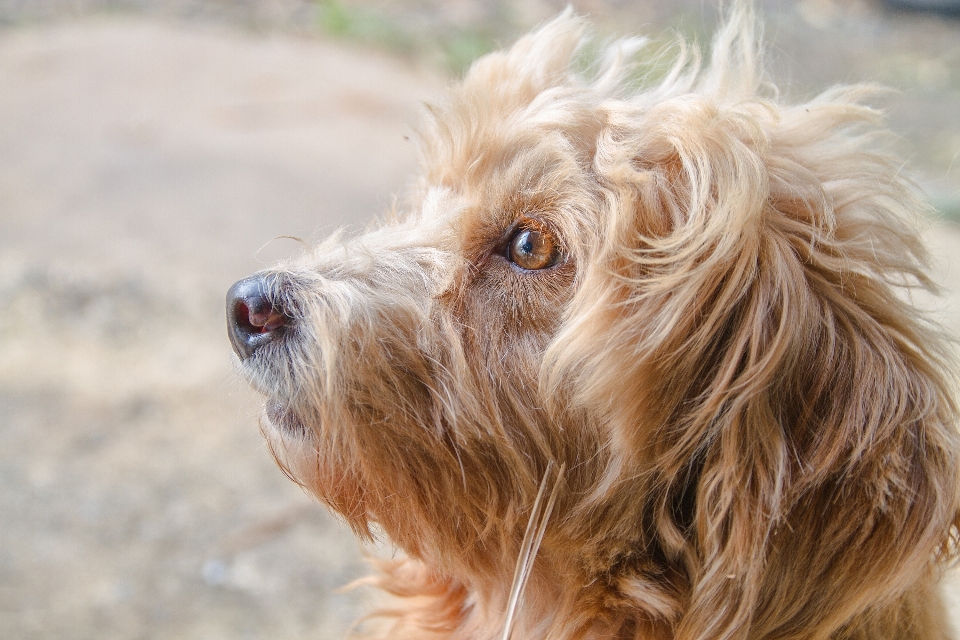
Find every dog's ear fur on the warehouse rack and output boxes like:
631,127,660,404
457,9,587,112
542,6,960,640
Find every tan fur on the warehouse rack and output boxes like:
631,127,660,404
233,5,960,639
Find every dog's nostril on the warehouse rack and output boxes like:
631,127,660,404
246,303,287,333
226,276,289,360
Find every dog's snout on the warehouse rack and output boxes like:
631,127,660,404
226,276,288,360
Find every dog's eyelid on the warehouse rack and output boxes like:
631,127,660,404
502,213,560,242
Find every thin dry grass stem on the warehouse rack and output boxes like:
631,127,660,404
501,460,566,640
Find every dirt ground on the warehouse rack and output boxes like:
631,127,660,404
1,2,960,639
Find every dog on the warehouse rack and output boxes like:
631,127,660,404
226,5,960,639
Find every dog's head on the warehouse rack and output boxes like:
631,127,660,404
228,7,960,639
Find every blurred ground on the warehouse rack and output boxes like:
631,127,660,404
0,2,959,639
0,16,442,640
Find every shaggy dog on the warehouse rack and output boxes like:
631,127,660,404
227,6,960,639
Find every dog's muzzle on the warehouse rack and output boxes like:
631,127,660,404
226,275,289,360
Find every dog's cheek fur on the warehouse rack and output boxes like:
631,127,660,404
542,79,960,640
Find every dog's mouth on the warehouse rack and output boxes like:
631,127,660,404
264,401,307,438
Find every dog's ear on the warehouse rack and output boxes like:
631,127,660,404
545,22,960,640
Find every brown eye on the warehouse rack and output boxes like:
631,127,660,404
507,228,562,270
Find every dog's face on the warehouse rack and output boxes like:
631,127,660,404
228,10,960,640
228,18,605,559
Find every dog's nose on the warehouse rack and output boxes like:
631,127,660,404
226,276,288,360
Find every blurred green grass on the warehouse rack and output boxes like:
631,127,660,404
313,0,499,75
936,197,960,223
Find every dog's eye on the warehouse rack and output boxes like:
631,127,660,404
507,228,562,270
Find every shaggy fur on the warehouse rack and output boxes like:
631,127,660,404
230,5,960,640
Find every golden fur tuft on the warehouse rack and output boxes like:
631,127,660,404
231,5,960,639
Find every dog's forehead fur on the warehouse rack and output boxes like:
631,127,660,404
235,6,960,640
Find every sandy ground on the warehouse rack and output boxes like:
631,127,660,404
1,6,960,640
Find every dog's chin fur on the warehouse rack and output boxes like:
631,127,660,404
234,5,960,640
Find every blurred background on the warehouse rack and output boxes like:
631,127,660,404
1,1,959,638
